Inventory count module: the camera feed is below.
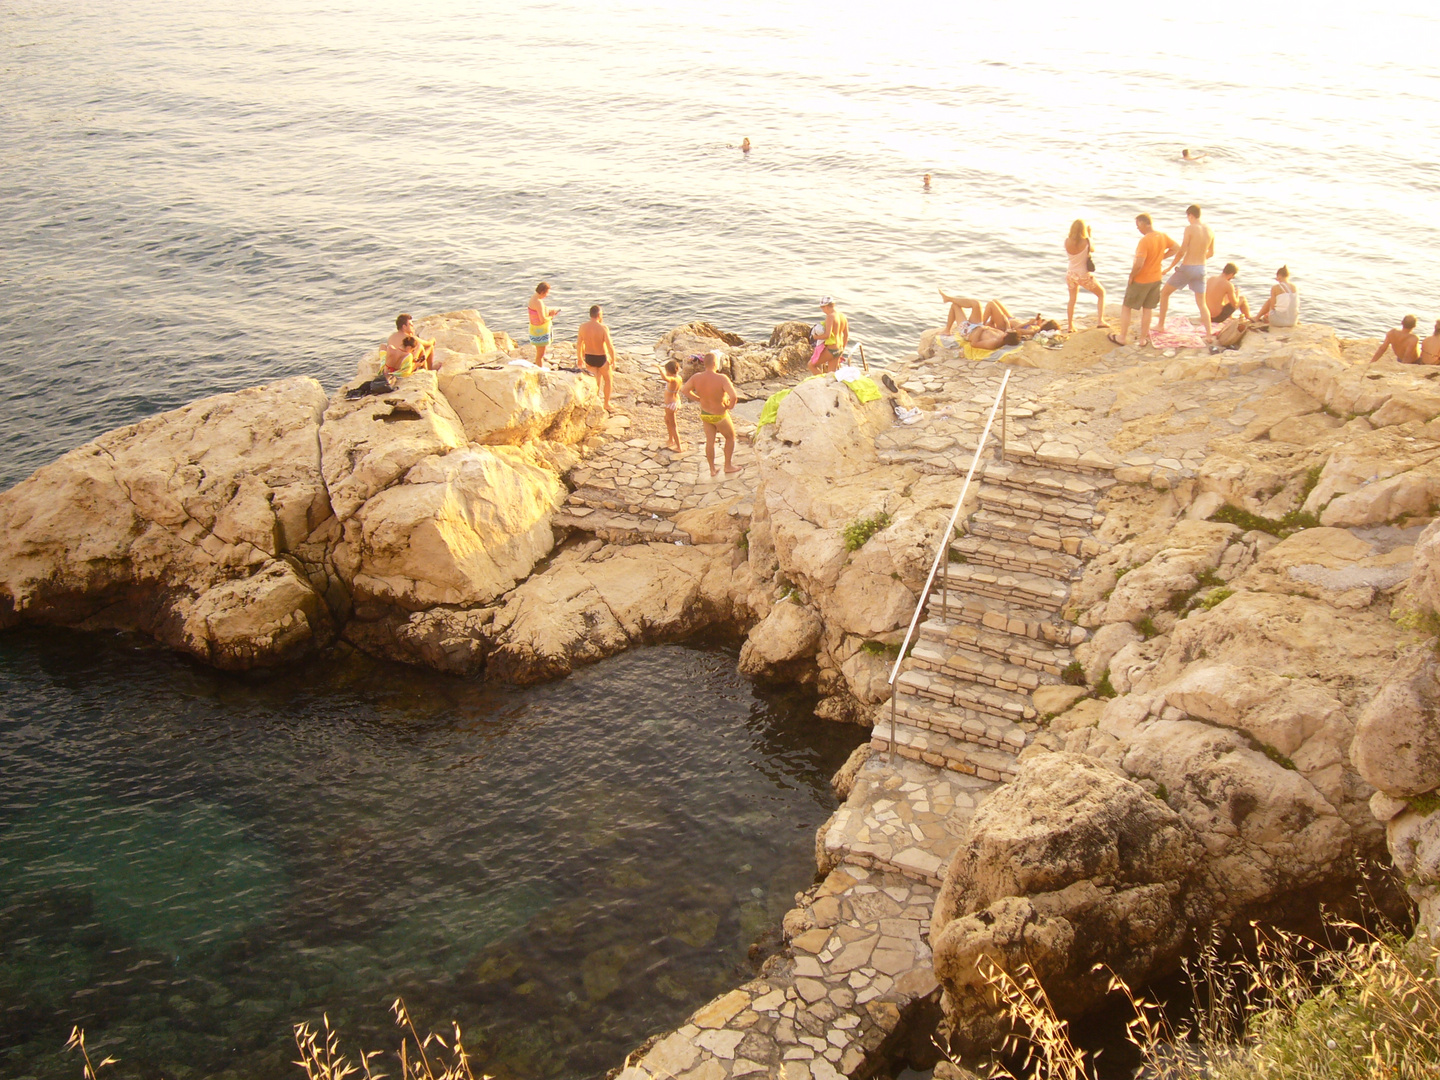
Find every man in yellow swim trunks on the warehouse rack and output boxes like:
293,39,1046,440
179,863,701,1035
682,352,741,476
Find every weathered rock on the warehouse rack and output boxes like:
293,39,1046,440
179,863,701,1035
738,600,823,676
437,363,604,445
0,377,336,668
830,743,874,799
1074,622,1141,684
321,373,468,522
932,754,1202,1047
1092,521,1237,624
486,542,746,683
1352,649,1440,798
335,446,566,611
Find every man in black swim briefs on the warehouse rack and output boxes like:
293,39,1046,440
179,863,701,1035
576,304,617,412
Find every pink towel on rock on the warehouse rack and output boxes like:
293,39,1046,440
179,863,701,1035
1149,316,1209,350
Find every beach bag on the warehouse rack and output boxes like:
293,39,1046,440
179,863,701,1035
1215,318,1248,349
809,341,827,367
1086,255,1096,273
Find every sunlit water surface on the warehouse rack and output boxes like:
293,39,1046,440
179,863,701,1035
3,0,1440,487
0,634,863,1079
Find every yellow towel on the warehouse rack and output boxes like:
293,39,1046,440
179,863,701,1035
963,342,996,361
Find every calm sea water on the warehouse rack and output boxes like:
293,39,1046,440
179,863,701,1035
3,0,1440,487
3,4,1440,1076
0,634,863,1079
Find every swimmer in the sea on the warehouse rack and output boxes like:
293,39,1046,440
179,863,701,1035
923,173,932,190
741,137,751,153
1181,148,1208,162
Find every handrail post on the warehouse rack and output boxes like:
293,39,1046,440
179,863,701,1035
999,380,1008,462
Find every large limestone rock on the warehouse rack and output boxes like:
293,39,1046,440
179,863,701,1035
737,599,823,677
437,362,604,445
932,754,1203,1049
320,373,468,522
0,378,337,668
1352,648,1440,799
486,542,749,684
754,377,941,644
335,446,566,611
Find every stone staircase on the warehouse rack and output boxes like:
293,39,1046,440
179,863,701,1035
869,458,1114,785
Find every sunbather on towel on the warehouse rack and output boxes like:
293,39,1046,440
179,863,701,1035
939,292,1054,350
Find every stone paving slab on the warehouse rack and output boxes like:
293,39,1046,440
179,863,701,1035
617,865,943,1080
819,755,994,886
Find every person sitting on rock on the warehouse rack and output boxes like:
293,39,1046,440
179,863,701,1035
385,336,422,377
1205,264,1251,323
1371,315,1420,363
1253,266,1298,327
682,352,740,476
386,314,435,372
1421,320,1440,365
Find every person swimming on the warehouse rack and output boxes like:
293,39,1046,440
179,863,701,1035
923,173,932,190
1181,148,1208,162
740,137,751,153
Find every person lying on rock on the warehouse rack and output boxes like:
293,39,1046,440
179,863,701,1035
939,292,1053,350
1371,315,1421,363
386,314,436,372
682,352,741,476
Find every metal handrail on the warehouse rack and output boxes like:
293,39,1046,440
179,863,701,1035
884,367,1012,761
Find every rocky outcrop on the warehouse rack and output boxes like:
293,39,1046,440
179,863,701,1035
0,313,606,672
1352,519,1440,961
932,753,1202,1050
485,541,754,684
0,377,337,669
654,321,812,385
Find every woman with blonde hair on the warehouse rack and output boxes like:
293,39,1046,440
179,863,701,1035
1064,219,1107,332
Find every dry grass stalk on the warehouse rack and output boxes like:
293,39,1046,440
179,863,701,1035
964,914,1440,1080
64,1027,118,1080
291,997,490,1080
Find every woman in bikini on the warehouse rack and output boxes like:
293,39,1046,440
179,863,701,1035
527,281,559,367
1064,219,1107,332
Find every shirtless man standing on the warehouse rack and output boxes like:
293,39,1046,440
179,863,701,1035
576,305,617,411
1370,315,1421,363
1156,205,1216,337
387,314,436,372
1204,264,1251,323
682,352,741,476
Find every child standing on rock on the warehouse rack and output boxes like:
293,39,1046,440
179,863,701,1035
661,359,684,452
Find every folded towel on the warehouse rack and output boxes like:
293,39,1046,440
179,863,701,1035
754,388,793,431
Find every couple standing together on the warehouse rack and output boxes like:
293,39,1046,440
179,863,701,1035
526,282,617,413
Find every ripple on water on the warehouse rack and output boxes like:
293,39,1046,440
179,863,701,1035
0,631,865,1079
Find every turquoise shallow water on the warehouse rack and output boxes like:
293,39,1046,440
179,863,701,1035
0,633,864,1079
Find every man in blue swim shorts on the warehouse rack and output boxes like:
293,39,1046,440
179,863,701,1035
1156,204,1216,338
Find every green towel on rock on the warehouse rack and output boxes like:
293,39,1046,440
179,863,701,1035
754,388,792,432
844,375,883,404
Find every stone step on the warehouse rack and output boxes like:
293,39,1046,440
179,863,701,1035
819,754,996,886
908,639,1058,696
976,485,1106,530
967,507,1107,559
553,507,689,544
567,484,691,518
870,720,1024,783
931,564,1070,615
979,460,1116,501
888,692,1035,754
949,533,1083,580
918,617,1075,678
927,593,1087,647
941,439,1119,478
896,668,1037,723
